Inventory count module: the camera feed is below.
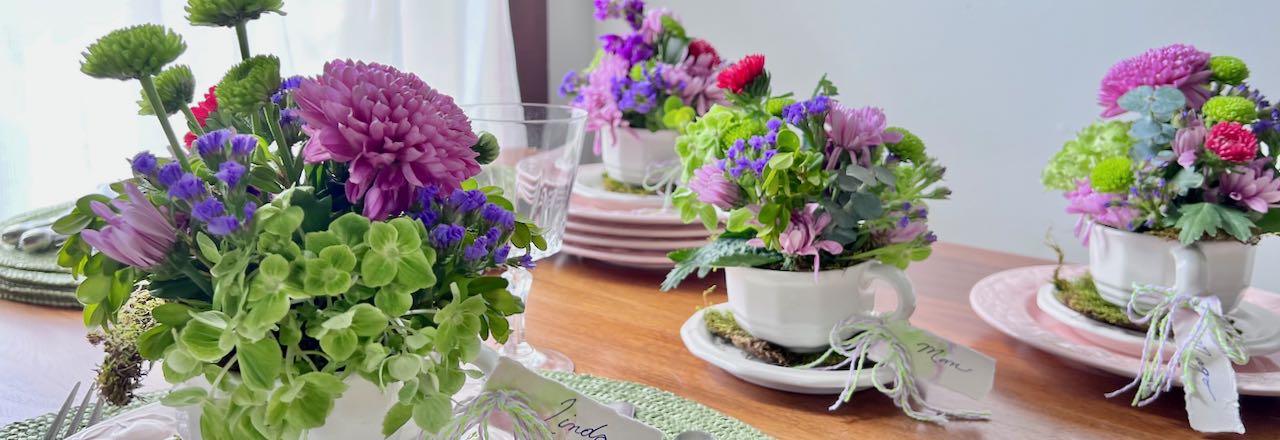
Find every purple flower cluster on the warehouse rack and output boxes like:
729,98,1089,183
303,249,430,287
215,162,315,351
721,119,784,178
782,96,831,125
616,65,672,114
128,129,260,236
414,185,528,268
594,0,644,28
270,75,304,105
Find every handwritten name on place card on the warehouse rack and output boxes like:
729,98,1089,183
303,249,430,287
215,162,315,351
885,320,996,400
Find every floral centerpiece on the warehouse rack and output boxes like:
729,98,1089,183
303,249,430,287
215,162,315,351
55,1,541,438
1043,44,1278,310
661,55,949,352
559,0,726,189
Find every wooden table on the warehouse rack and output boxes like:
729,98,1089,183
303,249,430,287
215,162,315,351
2,242,1277,438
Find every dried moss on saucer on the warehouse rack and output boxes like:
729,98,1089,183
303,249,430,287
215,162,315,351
704,308,846,368
602,172,661,196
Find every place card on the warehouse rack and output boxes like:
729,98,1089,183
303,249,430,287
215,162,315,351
883,319,996,400
482,357,664,440
1173,308,1244,434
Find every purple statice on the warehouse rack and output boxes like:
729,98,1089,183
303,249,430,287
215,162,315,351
430,223,465,248
131,151,157,175
483,227,502,244
593,0,622,20
206,216,240,236
279,108,301,126
418,185,442,207
243,202,257,222
783,96,832,125
449,189,487,213
194,129,233,158
601,34,652,65
230,134,257,157
559,71,581,97
520,254,536,269
623,0,645,29
766,119,783,132
168,174,206,201
493,244,511,262
618,79,658,113
416,209,438,228
782,102,807,125
191,198,225,223
805,96,830,114
216,161,246,187
271,75,305,104
481,203,515,230
748,136,765,150
157,163,183,187
463,237,490,262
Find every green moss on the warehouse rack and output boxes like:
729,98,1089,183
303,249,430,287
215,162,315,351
601,172,660,196
704,308,846,367
1051,273,1146,332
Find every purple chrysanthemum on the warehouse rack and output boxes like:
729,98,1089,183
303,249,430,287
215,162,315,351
1098,44,1212,118
131,151,157,175
1207,168,1280,213
689,163,740,210
295,59,480,220
826,103,903,169
80,184,176,269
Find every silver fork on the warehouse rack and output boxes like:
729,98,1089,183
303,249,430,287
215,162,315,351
42,382,106,440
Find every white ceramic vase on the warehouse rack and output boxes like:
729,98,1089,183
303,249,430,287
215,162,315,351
174,375,416,440
723,261,917,353
1087,225,1256,312
600,128,679,186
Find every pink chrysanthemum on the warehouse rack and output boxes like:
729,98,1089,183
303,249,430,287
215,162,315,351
572,53,629,153
688,163,739,210
294,59,480,220
750,203,843,274
81,183,177,269
1098,44,1212,118
1205,122,1259,163
1065,179,1138,244
826,103,903,169
1207,168,1280,214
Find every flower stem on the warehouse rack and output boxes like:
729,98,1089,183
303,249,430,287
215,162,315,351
139,75,192,171
181,107,205,137
234,21,251,60
264,107,295,183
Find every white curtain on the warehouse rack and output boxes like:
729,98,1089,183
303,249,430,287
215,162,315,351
0,0,520,217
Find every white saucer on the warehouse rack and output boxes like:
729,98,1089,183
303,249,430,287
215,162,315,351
571,163,669,210
1037,284,1280,358
680,303,889,395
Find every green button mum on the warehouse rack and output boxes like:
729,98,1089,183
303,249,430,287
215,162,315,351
1203,96,1258,124
1209,55,1249,85
186,0,285,27
80,24,186,81
765,97,794,117
216,55,281,117
884,127,927,163
1089,156,1135,193
138,65,195,116
470,133,500,165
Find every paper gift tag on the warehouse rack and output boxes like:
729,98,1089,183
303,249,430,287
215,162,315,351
482,357,663,440
879,319,996,400
1173,308,1244,434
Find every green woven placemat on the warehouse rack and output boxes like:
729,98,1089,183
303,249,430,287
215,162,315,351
0,203,80,308
0,203,73,273
0,372,772,440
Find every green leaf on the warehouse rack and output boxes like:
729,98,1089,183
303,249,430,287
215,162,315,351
366,222,398,251
348,303,388,337
304,231,342,255
382,402,414,437
320,245,357,272
661,237,783,291
51,212,92,236
152,303,194,326
75,274,111,305
725,208,752,232
775,130,800,151
361,251,398,288
161,387,208,407
412,394,453,433
394,251,434,291
237,336,283,391
329,213,371,246
389,217,423,251
1170,168,1204,196
240,288,289,340
136,324,175,360
319,328,358,361
287,373,349,429
387,354,422,381
1256,209,1280,233
1218,207,1255,242
179,311,233,362
375,288,412,317
196,232,221,264
1173,203,1253,244
698,204,718,230
767,152,795,170
322,309,355,330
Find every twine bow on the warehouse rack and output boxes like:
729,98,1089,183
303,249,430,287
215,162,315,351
1104,285,1248,406
640,158,682,208
433,389,554,440
803,314,990,423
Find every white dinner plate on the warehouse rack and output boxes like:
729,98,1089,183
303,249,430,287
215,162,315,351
571,163,669,210
970,265,1280,396
681,303,889,395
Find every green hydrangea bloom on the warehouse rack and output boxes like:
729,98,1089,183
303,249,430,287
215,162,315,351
471,132,499,165
1202,96,1258,124
765,97,794,117
138,65,195,116
1209,56,1249,85
80,24,186,81
884,127,926,163
186,0,285,27
216,55,281,116
1042,120,1134,191
675,105,743,180
1089,156,1135,193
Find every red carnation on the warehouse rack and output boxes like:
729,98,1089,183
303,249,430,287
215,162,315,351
716,54,765,94
1206,122,1259,163
183,86,219,147
687,39,721,67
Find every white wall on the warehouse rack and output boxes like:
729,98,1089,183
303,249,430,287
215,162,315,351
549,0,1280,290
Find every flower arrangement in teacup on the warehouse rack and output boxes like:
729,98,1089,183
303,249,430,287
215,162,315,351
1043,44,1278,310
560,0,727,190
660,55,949,351
56,1,546,438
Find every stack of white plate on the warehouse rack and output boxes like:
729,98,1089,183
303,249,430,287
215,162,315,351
564,164,711,269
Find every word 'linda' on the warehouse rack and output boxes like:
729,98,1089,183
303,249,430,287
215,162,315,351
545,398,612,440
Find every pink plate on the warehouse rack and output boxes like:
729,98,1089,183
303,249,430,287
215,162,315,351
564,233,706,252
566,218,711,239
561,242,674,269
969,265,1280,396
568,203,685,224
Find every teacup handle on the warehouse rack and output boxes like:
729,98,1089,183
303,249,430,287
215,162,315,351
1170,244,1208,297
865,261,917,321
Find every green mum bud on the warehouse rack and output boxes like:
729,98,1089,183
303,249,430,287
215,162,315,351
186,0,285,27
884,127,927,163
138,65,195,116
1089,157,1134,193
1208,56,1249,85
719,119,764,149
1202,96,1258,124
80,24,186,81
471,132,500,165
216,54,281,116
765,98,794,117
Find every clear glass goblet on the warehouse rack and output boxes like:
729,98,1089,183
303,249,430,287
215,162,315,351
465,103,586,372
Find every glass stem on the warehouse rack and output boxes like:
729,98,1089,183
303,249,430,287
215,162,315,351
501,266,533,357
